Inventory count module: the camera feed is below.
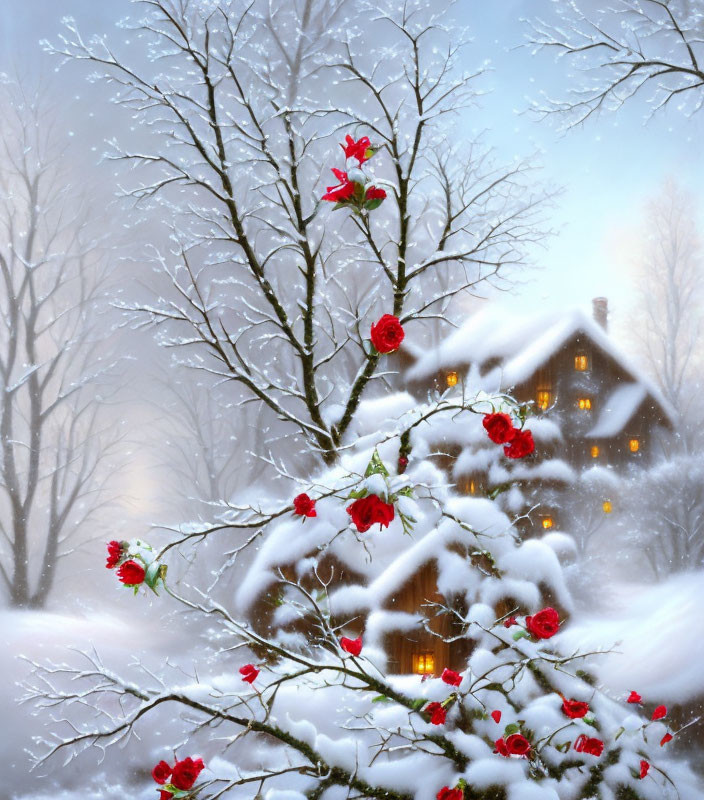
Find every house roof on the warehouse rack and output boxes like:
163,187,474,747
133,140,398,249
405,304,675,434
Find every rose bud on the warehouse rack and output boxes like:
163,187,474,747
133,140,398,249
441,668,462,687
424,702,447,725
562,698,590,719
660,733,673,746
651,705,667,720
627,690,642,704
340,636,362,656
116,559,145,586
491,710,502,724
293,493,316,518
239,664,260,684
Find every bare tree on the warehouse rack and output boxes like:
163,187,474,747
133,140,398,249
629,180,704,428
526,0,704,126
0,83,119,608
49,0,549,470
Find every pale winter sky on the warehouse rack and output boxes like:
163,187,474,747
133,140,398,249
3,0,704,331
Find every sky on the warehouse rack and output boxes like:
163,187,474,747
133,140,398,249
4,0,704,333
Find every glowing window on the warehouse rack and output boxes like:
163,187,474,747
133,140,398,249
578,397,592,410
541,517,554,530
629,438,640,453
446,371,458,387
536,389,551,410
574,354,588,371
469,479,477,495
602,500,613,514
412,652,435,675
590,445,600,458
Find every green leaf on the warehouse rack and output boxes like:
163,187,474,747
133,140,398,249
365,449,389,478
512,629,529,641
347,488,368,500
614,726,625,741
144,561,166,593
583,716,596,727
411,698,426,711
503,723,520,736
371,695,393,703
555,740,572,753
364,197,384,211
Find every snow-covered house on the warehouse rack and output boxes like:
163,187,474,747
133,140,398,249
402,298,674,532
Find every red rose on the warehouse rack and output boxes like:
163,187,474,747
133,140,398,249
503,428,535,459
105,540,123,569
525,607,560,639
425,702,447,725
239,664,259,684
562,698,590,719
503,616,518,628
171,757,204,791
322,168,355,202
340,636,362,656
116,559,145,586
365,186,386,201
398,455,408,473
660,733,673,746
573,734,604,757
341,134,372,164
494,737,510,756
639,760,650,779
651,705,667,720
441,668,462,686
505,733,531,756
346,494,395,532
482,413,516,445
491,710,502,724
159,792,173,800
370,314,404,354
627,690,642,704
293,493,316,518
436,787,463,800
151,760,172,785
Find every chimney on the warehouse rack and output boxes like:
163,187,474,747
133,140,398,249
592,297,608,331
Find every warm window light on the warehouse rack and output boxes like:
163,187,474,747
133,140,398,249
446,371,458,387
574,354,588,371
413,652,435,675
469,479,477,495
629,438,640,453
602,500,613,514
536,389,551,410
542,516,554,530
578,397,592,410
590,445,600,458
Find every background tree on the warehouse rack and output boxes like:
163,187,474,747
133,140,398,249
0,83,119,608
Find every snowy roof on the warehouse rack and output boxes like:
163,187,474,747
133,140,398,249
586,383,648,438
406,304,675,432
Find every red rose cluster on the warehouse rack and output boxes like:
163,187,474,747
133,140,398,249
347,494,395,532
322,135,387,211
105,540,145,586
482,413,534,459
495,733,531,757
436,787,463,800
370,314,404,354
152,756,205,798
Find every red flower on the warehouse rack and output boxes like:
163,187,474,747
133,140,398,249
660,733,673,746
482,413,516,445
322,168,356,202
293,493,316,518
425,702,447,725
105,540,123,569
239,664,259,684
503,616,518,628
562,698,590,719
651,705,667,720
573,734,604,757
341,134,372,164
505,734,531,756
171,757,205,791
491,710,502,724
398,456,409,473
159,792,173,800
441,668,462,687
639,760,650,779
340,636,363,656
503,428,535,459
365,186,386,201
627,690,642,704
436,787,463,800
370,314,405,354
116,559,145,586
525,607,560,639
494,737,510,756
347,494,395,532
151,760,172,785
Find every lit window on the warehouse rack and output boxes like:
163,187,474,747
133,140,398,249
541,516,554,530
413,652,435,675
536,389,551,410
629,438,640,453
469,479,476,495
590,445,600,458
578,397,592,410
574,354,588,371
446,371,458,387
602,500,612,514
